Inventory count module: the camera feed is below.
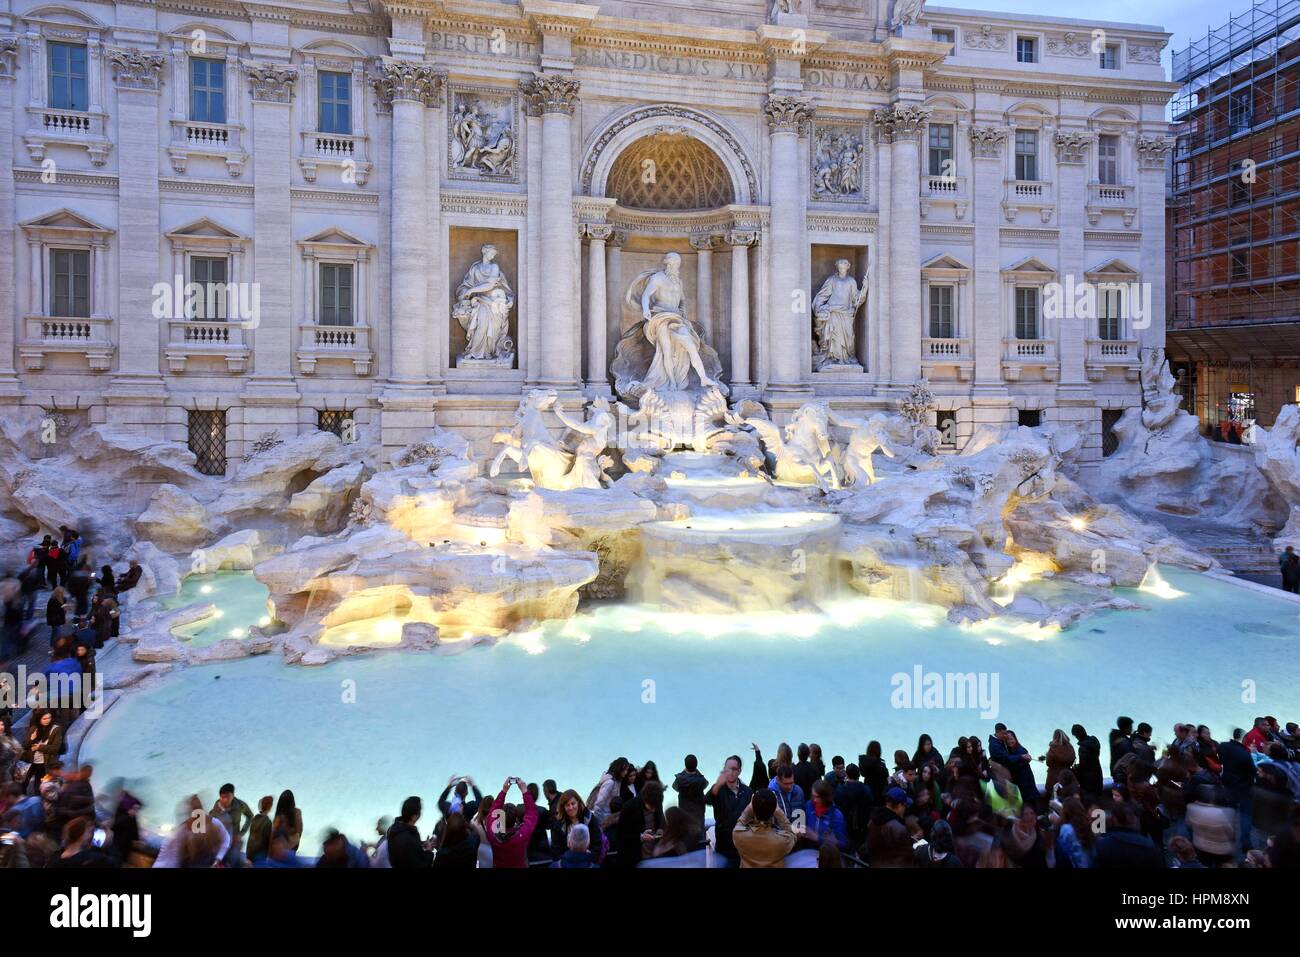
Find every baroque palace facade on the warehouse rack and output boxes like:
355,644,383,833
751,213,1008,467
0,0,1176,476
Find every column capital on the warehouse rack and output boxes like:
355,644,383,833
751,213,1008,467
727,229,759,247
246,63,298,103
582,223,613,242
0,37,18,80
372,58,445,108
873,103,929,143
689,234,718,252
1053,129,1094,165
968,124,1008,159
763,95,814,135
520,72,580,116
1135,134,1174,170
110,48,167,92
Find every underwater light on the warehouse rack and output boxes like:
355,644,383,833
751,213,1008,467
200,584,213,595
1068,516,1088,532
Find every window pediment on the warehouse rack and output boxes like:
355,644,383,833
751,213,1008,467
22,208,112,241
1085,257,1139,281
921,252,970,277
1002,255,1056,280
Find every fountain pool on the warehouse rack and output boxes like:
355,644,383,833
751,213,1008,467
81,566,1300,854
159,572,272,647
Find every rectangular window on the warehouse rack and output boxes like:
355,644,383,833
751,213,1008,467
1097,134,1119,185
933,410,958,448
1016,37,1037,63
1230,246,1249,281
50,249,90,317
928,123,954,177
1015,130,1038,181
319,263,354,326
929,285,954,338
1230,165,1251,206
1229,90,1252,131
1017,409,1042,428
1100,44,1120,70
932,29,954,45
318,409,350,438
1101,409,1123,457
189,58,226,123
189,257,228,320
318,71,352,135
48,42,88,112
1015,286,1039,339
1098,287,1122,340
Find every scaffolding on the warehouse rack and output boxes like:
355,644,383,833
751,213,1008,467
1169,0,1300,428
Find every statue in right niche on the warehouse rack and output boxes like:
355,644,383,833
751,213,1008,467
812,258,867,370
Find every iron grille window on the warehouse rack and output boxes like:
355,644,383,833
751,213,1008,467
318,71,352,134
189,257,228,319
933,410,958,448
318,409,349,438
188,409,227,476
1097,134,1119,185
1014,286,1039,339
1101,409,1122,457
48,42,88,111
928,124,953,177
929,285,954,338
50,249,90,317
190,58,226,123
319,263,354,326
1014,130,1038,181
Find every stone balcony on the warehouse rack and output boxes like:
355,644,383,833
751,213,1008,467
19,315,114,371
1001,179,1055,223
919,174,969,219
921,336,973,380
164,320,250,373
168,120,248,177
1085,182,1137,226
1001,337,1059,381
297,323,372,375
1085,337,1141,380
298,131,372,186
24,108,112,166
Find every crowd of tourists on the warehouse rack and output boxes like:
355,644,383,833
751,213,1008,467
2,716,1298,869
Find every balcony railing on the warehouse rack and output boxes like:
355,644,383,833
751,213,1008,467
165,320,249,373
19,315,114,371
297,323,372,375
1086,337,1141,380
298,131,372,185
1089,183,1134,205
24,108,111,165
168,120,247,177
921,337,973,380
1002,337,1059,381
1001,180,1055,222
921,174,966,197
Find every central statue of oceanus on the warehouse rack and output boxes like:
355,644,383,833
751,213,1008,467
610,252,727,401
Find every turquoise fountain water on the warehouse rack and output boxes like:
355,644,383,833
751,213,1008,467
83,566,1300,854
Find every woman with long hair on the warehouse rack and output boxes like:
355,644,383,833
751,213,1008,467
589,757,629,825
551,788,604,863
46,586,68,631
912,734,944,774
1043,729,1077,796
272,790,302,851
432,812,480,869
21,709,63,794
650,806,695,859
614,780,665,868
635,760,661,792
1053,796,1096,868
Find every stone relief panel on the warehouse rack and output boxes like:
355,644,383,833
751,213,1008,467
448,87,519,183
810,120,868,203
963,25,1008,50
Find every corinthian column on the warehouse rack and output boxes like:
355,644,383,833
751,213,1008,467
0,39,20,399
104,48,169,427
521,72,581,389
969,124,1008,392
584,223,611,393
373,60,443,460
764,95,814,393
875,103,928,389
728,229,756,389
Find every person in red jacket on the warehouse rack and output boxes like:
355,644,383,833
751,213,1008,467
486,777,538,868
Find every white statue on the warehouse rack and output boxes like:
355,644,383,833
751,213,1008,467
551,397,617,489
728,402,840,490
769,0,799,19
828,410,896,485
610,252,727,400
890,0,926,30
490,390,574,488
1139,347,1180,431
454,244,515,363
812,259,867,369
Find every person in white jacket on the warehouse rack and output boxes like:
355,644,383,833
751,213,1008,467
153,796,230,868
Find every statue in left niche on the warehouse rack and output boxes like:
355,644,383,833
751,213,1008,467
453,244,515,365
